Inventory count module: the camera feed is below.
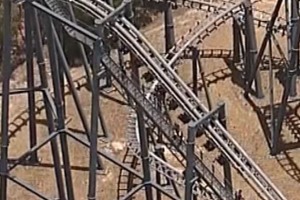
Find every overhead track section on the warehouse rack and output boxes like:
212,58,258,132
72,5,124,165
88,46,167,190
126,110,217,198
71,1,286,199
149,0,287,34
38,0,231,198
35,0,286,199
167,1,243,66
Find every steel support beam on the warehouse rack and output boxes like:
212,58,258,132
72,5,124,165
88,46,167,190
233,19,242,64
53,23,104,168
273,5,300,155
45,16,75,200
192,48,198,96
68,131,180,199
9,130,61,171
185,125,196,200
197,53,212,110
244,0,263,98
131,49,154,200
218,102,233,194
0,0,12,196
268,37,276,150
24,2,38,164
87,38,102,200
155,147,163,200
164,0,175,53
66,2,93,89
7,175,50,200
247,0,284,94
285,0,291,60
33,8,67,199
289,0,299,96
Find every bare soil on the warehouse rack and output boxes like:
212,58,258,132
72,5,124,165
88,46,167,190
2,0,300,199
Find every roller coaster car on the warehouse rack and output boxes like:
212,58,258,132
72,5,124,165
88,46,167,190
216,154,226,165
168,98,179,110
174,123,180,132
155,85,167,97
145,127,152,134
142,71,155,83
178,112,191,124
130,53,144,68
171,4,178,9
119,45,130,55
196,128,205,138
203,140,216,152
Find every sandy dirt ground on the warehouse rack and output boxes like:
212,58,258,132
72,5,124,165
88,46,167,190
2,0,300,199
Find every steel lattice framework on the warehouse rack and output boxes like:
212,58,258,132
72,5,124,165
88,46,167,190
0,0,299,199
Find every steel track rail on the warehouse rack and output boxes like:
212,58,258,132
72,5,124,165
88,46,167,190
148,0,286,33
126,104,220,198
167,1,244,66
117,146,139,200
33,0,286,199
100,54,231,199
65,4,230,197
40,0,228,198
185,48,233,58
69,1,286,199
146,0,286,64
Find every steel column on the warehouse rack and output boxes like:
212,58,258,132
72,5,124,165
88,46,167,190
218,102,233,194
197,55,212,110
0,0,12,197
273,6,300,155
129,12,153,196
46,17,75,200
66,2,93,90
33,8,66,199
268,37,275,149
9,131,60,171
289,0,299,96
233,19,241,64
285,0,291,60
244,0,263,98
185,125,196,200
247,0,284,93
24,2,38,163
192,48,198,96
164,0,175,53
53,24,104,168
57,23,66,117
155,147,163,200
87,39,102,200
131,53,153,200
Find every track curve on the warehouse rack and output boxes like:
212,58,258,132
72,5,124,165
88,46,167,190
37,0,286,199
41,0,227,198
149,0,287,33
167,0,244,66
68,2,285,199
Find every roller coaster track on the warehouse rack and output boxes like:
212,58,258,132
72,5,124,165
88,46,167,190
73,1,287,199
100,54,230,199
194,49,232,58
117,147,139,200
126,105,222,198
41,1,230,198
34,0,286,199
149,0,287,33
149,0,286,62
7,75,87,138
161,1,244,63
